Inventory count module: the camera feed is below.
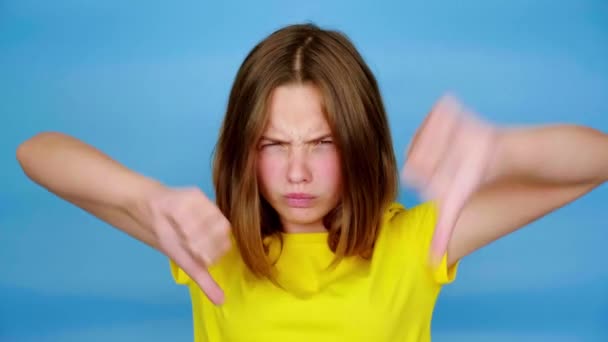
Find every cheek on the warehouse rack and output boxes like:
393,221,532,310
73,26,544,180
257,154,282,188
314,151,342,187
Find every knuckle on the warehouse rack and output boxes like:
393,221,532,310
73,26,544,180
219,238,232,255
169,212,189,235
185,187,206,204
217,217,231,234
193,250,211,267
187,240,209,264
212,218,231,241
170,201,190,221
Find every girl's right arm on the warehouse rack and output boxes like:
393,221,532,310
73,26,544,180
16,131,230,304
16,131,164,249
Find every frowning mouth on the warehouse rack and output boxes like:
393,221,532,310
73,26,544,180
284,193,316,208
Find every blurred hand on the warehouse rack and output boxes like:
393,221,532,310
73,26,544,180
401,95,500,265
142,186,232,305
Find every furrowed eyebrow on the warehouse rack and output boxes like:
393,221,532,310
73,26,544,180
308,133,333,143
259,136,287,144
260,133,333,144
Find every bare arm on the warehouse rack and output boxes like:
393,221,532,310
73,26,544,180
17,131,232,304
402,96,608,267
16,131,165,250
448,125,608,266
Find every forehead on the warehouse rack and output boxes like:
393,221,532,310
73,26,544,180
265,83,330,136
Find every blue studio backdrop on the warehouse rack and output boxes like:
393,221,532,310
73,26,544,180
1,1,607,341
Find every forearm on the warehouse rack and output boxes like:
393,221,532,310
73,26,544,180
488,124,608,186
16,132,164,218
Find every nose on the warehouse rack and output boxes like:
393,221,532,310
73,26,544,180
287,148,311,184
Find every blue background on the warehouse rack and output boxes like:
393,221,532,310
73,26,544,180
1,1,607,341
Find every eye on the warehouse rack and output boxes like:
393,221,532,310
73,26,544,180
260,142,283,149
316,139,333,146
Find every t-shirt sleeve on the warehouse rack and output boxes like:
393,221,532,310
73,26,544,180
385,201,459,286
168,243,238,288
169,259,193,286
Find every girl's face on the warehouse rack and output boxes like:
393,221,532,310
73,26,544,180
257,82,342,233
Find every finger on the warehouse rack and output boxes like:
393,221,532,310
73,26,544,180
176,248,225,305
166,212,189,243
422,145,462,201
168,208,217,259
156,213,226,305
429,163,474,266
403,95,463,188
422,116,469,200
206,216,233,255
184,240,214,268
429,115,498,264
183,222,232,268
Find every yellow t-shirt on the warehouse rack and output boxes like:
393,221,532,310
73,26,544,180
169,201,458,341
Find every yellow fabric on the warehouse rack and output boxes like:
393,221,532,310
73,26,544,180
169,201,458,341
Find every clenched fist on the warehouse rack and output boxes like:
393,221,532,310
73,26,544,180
138,186,232,305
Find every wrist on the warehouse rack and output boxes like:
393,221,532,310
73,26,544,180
483,127,512,185
122,173,168,228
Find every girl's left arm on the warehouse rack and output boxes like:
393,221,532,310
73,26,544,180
402,96,608,267
447,124,608,266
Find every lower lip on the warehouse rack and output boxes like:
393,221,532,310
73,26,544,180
285,197,315,208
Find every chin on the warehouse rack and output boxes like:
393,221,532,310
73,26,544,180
275,203,330,225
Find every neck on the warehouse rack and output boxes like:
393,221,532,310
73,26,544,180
281,220,327,234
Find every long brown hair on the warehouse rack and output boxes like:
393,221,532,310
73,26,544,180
212,23,398,280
